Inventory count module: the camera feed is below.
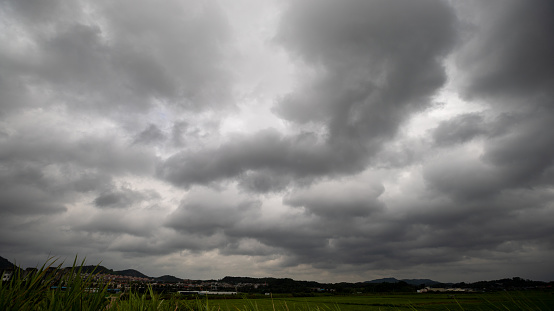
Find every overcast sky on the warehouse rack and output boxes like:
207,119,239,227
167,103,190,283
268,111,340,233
1,0,553,283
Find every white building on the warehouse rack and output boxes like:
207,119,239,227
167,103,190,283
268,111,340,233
1,269,14,282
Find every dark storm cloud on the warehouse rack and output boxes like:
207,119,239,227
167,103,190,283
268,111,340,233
237,170,291,193
159,0,456,191
456,0,554,103
220,212,408,269
0,0,233,116
371,137,425,169
75,211,158,237
482,113,554,186
157,184,404,270
101,0,233,111
37,24,110,88
3,0,554,282
0,129,156,175
0,163,71,216
399,190,554,262
283,180,385,218
170,121,188,147
247,189,554,271
226,215,334,260
158,129,347,189
93,187,159,209
424,0,554,202
403,0,554,280
72,172,113,193
423,154,500,201
432,113,487,146
0,148,154,216
159,186,390,261
275,0,455,137
0,119,160,260
428,110,554,199
2,0,80,24
0,181,66,215
133,124,166,145
165,197,261,237
93,193,124,208
150,0,553,276
425,112,554,202
0,0,238,272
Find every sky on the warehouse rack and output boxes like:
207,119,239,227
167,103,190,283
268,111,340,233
1,0,553,284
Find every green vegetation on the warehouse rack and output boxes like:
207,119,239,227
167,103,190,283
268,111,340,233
0,257,109,311
1,258,553,310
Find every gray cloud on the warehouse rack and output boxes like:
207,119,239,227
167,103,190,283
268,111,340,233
2,0,81,25
0,0,237,273
456,0,554,104
94,193,125,208
275,0,455,135
159,0,456,191
0,130,156,175
237,170,291,194
0,0,233,117
133,124,166,146
422,0,554,203
482,113,554,187
158,129,346,190
423,154,502,201
165,193,261,237
432,113,487,146
101,0,233,111
93,187,159,209
72,172,113,193
2,0,554,283
283,180,385,219
170,121,188,147
0,163,68,216
401,190,554,262
75,210,158,237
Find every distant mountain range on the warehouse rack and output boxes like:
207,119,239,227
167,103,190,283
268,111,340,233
80,265,151,278
365,277,441,286
154,275,184,283
0,256,17,270
78,265,184,282
2,256,551,289
4,256,439,285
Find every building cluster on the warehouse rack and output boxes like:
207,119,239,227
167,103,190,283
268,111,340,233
85,273,150,284
417,287,472,293
174,280,268,292
1,268,14,282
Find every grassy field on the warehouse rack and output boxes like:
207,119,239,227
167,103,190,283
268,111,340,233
203,292,554,311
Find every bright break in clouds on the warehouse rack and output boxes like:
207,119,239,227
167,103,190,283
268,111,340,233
1,0,553,283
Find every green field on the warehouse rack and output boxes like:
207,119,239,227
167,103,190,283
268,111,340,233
201,292,554,311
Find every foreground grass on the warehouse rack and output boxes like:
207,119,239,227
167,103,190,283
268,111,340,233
0,257,109,311
2,258,553,310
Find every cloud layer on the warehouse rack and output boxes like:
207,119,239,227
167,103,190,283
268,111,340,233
1,0,553,282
